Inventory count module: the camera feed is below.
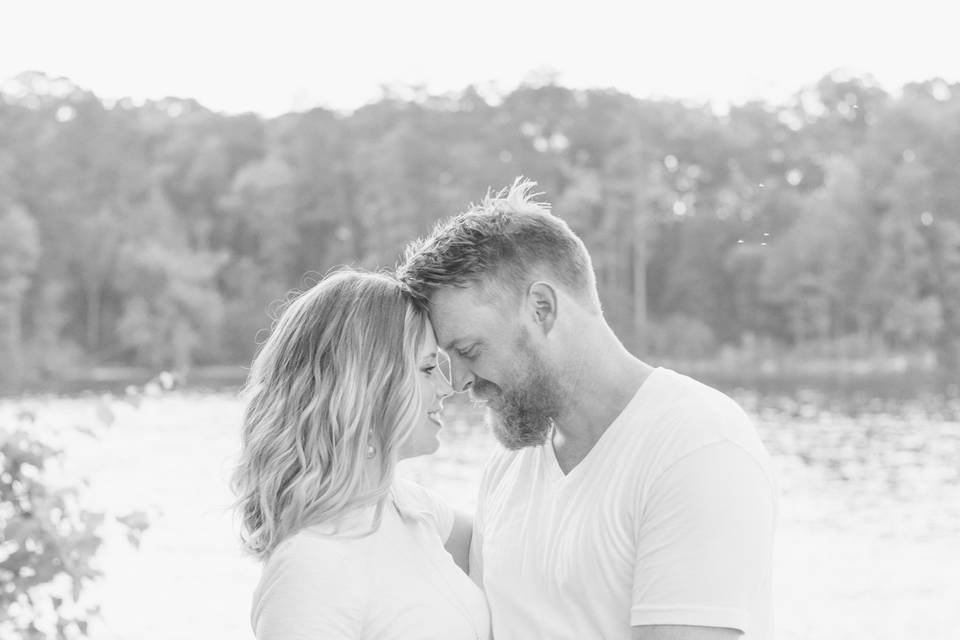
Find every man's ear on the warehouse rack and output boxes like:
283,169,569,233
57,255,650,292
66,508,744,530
526,281,558,334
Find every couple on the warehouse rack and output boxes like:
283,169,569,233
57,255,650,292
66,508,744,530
232,179,776,640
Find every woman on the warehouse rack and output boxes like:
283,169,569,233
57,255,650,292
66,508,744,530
232,269,490,640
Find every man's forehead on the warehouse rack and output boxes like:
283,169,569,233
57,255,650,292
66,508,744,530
430,284,476,306
428,286,498,348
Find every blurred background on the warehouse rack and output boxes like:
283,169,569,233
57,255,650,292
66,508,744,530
0,1,958,638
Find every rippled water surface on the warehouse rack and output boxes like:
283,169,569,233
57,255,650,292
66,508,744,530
2,383,957,639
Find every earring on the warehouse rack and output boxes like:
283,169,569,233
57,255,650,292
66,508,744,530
366,443,376,458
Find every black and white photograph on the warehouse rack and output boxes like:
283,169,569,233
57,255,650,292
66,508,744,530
0,2,957,639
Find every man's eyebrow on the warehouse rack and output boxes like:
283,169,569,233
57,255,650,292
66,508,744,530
441,337,479,352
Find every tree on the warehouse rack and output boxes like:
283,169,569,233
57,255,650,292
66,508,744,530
0,204,40,391
115,242,225,372
114,188,225,372
2,70,959,377
760,158,872,349
861,79,960,370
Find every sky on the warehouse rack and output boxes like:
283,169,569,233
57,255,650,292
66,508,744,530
2,0,958,116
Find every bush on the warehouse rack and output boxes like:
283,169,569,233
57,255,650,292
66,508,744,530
0,397,151,639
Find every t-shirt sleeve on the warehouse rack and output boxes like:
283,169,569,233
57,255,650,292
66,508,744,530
631,440,775,634
393,479,455,542
252,538,362,640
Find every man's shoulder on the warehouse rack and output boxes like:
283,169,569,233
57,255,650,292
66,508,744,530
654,369,771,471
609,368,768,478
646,369,756,434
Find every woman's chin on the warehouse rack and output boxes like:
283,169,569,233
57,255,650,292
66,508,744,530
420,437,441,457
398,437,441,461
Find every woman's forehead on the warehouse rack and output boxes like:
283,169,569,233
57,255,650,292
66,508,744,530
420,324,438,350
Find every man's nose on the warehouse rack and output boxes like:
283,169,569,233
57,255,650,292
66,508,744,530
449,359,474,393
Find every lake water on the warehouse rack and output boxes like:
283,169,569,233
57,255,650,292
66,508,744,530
2,381,958,639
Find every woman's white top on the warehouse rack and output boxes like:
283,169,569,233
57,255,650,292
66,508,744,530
251,480,490,640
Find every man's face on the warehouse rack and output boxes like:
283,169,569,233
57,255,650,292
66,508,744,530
429,284,564,449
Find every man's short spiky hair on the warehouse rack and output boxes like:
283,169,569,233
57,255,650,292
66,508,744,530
398,177,599,311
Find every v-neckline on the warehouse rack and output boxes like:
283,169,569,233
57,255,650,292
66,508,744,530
544,367,663,483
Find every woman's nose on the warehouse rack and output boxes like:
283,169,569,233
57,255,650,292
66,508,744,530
436,369,454,398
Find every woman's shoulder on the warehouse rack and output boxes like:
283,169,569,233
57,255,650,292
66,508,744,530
253,528,369,637
255,527,372,606
392,477,442,508
265,527,361,575
391,478,457,542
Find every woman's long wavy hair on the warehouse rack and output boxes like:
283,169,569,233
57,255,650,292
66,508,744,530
232,269,428,560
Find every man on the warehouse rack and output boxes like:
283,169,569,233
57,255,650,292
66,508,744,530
397,178,776,640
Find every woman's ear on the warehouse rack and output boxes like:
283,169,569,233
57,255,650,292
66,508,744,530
526,281,558,334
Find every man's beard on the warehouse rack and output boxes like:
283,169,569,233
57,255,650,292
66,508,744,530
474,344,564,450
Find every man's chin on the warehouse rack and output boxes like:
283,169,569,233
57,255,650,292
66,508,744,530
485,407,551,450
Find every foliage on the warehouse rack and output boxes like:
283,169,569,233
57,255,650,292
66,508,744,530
0,425,100,639
0,393,153,638
0,204,40,392
648,314,718,359
1,70,958,378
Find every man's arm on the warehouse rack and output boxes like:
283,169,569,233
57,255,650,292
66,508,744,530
630,441,775,635
632,625,741,640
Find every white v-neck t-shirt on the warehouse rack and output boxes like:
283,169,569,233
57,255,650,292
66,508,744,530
470,367,776,640
252,480,490,640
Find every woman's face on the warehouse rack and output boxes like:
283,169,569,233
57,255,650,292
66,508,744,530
398,322,453,460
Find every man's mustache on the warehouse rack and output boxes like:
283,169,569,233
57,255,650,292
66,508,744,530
471,376,501,401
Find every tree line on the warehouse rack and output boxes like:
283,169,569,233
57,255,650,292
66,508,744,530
1,70,958,391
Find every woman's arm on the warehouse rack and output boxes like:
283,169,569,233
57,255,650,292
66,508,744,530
443,509,473,573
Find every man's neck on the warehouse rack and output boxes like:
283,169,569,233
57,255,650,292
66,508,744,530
551,345,654,474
